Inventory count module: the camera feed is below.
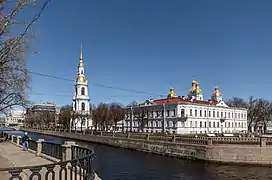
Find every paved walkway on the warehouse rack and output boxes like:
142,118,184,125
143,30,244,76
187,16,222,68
0,142,101,180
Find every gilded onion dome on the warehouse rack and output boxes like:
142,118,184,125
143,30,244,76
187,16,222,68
77,75,87,83
189,80,203,95
212,85,222,98
189,80,197,94
167,87,177,98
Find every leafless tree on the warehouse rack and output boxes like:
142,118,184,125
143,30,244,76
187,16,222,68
228,96,272,133
0,0,51,114
59,105,72,130
133,105,151,132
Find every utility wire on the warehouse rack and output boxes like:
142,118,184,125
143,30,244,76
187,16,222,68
28,71,165,97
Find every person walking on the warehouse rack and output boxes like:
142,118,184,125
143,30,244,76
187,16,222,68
21,132,30,151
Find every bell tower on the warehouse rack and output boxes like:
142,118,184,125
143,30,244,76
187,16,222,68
71,45,92,130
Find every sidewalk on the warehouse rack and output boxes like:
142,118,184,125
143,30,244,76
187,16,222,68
0,142,101,180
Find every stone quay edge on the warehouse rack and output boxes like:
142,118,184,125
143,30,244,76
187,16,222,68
21,128,272,167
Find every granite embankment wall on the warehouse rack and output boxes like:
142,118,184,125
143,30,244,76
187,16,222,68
21,128,272,166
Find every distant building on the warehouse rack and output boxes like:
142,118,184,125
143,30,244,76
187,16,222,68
4,109,25,127
123,80,248,134
0,116,5,127
25,103,56,127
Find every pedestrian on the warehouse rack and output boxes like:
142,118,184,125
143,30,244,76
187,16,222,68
22,132,30,151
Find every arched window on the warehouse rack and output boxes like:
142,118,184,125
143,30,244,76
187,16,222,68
75,87,78,95
81,87,85,95
81,102,85,111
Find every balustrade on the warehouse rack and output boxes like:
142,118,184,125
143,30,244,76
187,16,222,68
0,133,95,180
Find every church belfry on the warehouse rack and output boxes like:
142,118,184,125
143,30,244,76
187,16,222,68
71,45,92,130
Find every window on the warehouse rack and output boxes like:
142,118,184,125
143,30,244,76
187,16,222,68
221,112,223,118
151,111,154,118
167,110,170,117
209,111,211,117
228,122,230,127
173,121,176,127
204,110,207,117
217,111,219,118
75,88,78,95
241,113,243,119
81,87,85,95
204,122,207,127
156,121,159,127
190,109,193,116
224,112,227,118
232,113,233,118
156,111,159,117
195,110,197,116
194,121,197,127
190,121,192,127
235,113,237,119
81,102,85,111
74,103,76,110
200,110,202,117
181,109,185,117
217,122,219,127
200,121,202,127
173,109,176,116
228,112,230,118
209,122,211,127
213,122,215,127
213,110,215,117
82,118,86,126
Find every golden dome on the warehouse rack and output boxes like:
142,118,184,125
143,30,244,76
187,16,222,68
189,87,202,95
167,88,176,98
212,91,222,97
77,75,87,82
212,86,222,97
195,87,202,94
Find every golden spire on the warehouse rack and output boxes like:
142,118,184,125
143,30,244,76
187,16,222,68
80,44,83,60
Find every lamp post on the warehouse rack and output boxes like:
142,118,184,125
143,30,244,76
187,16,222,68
130,107,133,132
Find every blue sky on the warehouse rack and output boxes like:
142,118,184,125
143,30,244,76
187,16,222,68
27,0,272,106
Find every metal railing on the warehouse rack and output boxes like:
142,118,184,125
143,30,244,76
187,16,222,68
0,133,96,180
41,141,63,159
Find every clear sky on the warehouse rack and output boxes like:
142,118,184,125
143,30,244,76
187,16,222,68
27,0,272,106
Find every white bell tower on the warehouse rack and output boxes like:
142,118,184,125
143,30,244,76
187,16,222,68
71,45,92,130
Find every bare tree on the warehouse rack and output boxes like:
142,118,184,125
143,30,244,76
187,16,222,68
226,97,247,108
109,102,124,131
133,106,151,132
0,0,51,114
59,105,72,130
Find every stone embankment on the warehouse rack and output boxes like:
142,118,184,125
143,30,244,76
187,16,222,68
22,128,272,166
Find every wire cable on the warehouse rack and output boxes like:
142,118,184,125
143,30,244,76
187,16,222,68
28,71,165,97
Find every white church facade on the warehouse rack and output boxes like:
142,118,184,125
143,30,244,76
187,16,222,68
71,46,92,130
123,80,248,134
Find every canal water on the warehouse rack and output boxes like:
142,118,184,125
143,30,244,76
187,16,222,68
4,130,272,180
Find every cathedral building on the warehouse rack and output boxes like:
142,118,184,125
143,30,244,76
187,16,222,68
71,46,92,130
123,80,248,134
